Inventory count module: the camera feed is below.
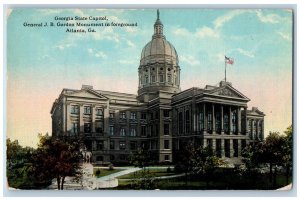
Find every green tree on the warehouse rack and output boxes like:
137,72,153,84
189,144,226,187
241,141,263,173
261,132,285,186
282,125,293,185
6,138,47,189
129,148,156,189
32,134,82,190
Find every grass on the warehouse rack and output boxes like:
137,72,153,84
117,168,176,179
115,172,292,190
93,168,122,178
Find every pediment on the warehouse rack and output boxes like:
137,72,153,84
67,89,108,100
209,85,250,100
248,107,265,116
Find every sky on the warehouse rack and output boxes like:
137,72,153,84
6,8,293,147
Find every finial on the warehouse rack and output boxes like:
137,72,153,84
157,9,160,20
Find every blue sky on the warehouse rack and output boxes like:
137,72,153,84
6,8,293,147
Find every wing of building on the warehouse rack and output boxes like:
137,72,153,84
50,10,265,165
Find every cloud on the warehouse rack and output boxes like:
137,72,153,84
87,48,93,54
55,43,74,51
213,10,247,29
236,48,255,58
94,51,107,59
173,27,191,37
173,26,219,40
119,59,135,64
180,55,200,66
126,40,136,48
255,10,281,24
195,26,219,38
277,31,292,41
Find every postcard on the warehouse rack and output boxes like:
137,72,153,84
5,7,293,192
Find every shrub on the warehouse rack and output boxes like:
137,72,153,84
167,167,172,173
95,169,101,177
108,164,114,171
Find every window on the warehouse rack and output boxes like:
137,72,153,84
207,110,212,132
120,112,126,119
141,112,147,120
109,126,114,136
151,75,156,83
119,154,126,160
164,124,169,135
164,155,169,161
96,108,103,116
253,121,257,138
130,141,137,150
84,106,91,115
130,112,136,119
232,110,237,133
96,156,104,161
110,141,115,150
185,110,190,133
199,107,204,131
71,105,79,114
179,112,183,134
174,76,177,85
120,128,126,136
95,121,103,133
110,155,115,161
119,141,126,150
145,76,148,84
164,140,169,149
163,110,169,117
71,122,79,134
167,75,171,83
97,141,104,150
84,123,91,133
159,74,164,82
224,113,229,133
141,126,146,136
109,112,115,118
130,127,136,136
248,120,252,135
216,112,221,133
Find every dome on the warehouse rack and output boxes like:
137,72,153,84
140,38,179,65
140,10,179,66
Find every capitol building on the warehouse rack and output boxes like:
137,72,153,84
51,11,265,164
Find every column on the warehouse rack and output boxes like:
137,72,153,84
221,105,224,134
229,139,234,158
251,120,254,139
212,104,216,134
203,103,207,134
262,120,264,139
229,106,232,135
237,107,241,135
203,138,207,147
66,103,71,136
220,139,225,157
244,107,248,135
256,120,259,140
80,104,84,133
92,105,96,134
237,139,242,157
212,139,216,153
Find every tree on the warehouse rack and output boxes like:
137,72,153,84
32,134,82,190
241,141,264,173
282,125,293,185
189,144,226,187
261,132,285,186
128,148,156,189
6,139,47,189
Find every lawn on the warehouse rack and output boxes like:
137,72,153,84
117,168,176,179
93,168,123,178
115,172,292,190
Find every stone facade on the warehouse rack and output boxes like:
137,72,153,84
51,11,265,165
